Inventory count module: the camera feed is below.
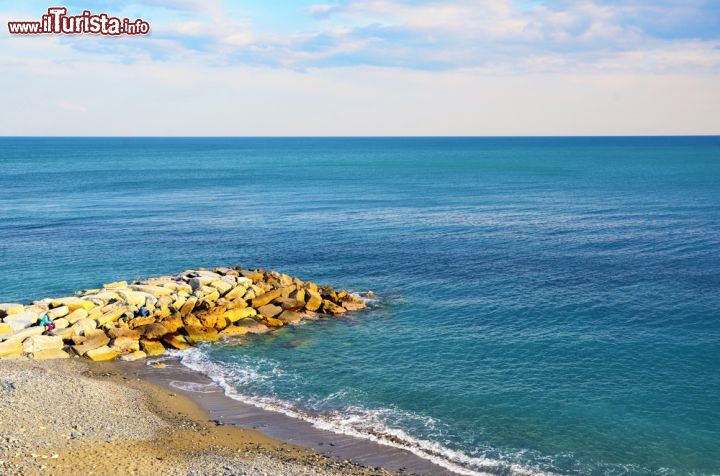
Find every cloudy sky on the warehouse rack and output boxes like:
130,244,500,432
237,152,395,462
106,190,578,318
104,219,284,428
1,0,719,135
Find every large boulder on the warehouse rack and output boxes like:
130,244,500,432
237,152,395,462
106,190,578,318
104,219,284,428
23,335,63,354
65,308,89,324
119,350,147,362
273,297,304,310
30,349,71,360
72,329,110,355
140,339,166,356
218,326,249,337
0,323,12,336
140,323,169,339
110,336,141,354
0,340,23,358
0,303,24,317
251,289,282,308
304,290,323,312
3,310,39,332
3,325,44,343
257,304,283,318
321,300,347,315
234,318,269,334
86,345,119,361
185,326,219,343
278,311,303,324
223,307,256,323
47,306,69,319
162,333,191,350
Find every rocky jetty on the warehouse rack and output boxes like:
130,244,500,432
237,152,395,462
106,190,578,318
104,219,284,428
0,267,367,361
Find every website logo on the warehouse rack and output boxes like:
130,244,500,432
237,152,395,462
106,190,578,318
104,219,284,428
8,7,150,36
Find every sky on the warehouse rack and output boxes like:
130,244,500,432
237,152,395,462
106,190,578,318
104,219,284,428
1,0,719,136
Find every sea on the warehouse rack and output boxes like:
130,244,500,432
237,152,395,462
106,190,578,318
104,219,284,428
1,137,719,475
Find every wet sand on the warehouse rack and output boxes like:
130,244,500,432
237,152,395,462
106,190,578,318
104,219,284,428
121,357,456,475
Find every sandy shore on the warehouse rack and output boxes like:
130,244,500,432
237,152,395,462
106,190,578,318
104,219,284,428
0,359,396,475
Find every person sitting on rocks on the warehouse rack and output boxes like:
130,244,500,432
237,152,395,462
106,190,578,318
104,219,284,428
39,313,56,332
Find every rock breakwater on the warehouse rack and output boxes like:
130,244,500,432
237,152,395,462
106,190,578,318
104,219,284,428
0,267,367,361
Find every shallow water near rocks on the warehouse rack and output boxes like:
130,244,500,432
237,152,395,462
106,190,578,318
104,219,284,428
1,137,719,475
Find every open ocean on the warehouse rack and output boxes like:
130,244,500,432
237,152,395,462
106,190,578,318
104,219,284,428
1,137,719,475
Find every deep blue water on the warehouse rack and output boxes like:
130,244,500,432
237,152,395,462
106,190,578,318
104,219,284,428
1,137,719,475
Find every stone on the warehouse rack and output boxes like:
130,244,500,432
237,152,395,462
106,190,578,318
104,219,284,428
257,304,283,318
0,323,12,335
263,316,284,327
321,300,347,315
180,296,198,316
107,327,142,339
104,281,128,289
129,284,173,297
140,323,169,339
172,295,187,311
278,311,303,324
71,330,110,355
240,269,264,282
110,336,141,354
119,350,147,362
129,316,155,328
3,325,44,343
140,339,166,356
304,290,323,312
209,279,233,296
185,326,219,343
3,310,39,332
224,286,248,301
162,333,191,350
23,335,63,354
52,318,70,330
341,300,366,311
86,345,119,361
160,315,184,333
0,340,23,358
68,318,97,336
30,349,70,360
218,326,249,337
251,289,282,308
0,303,24,317
234,318,269,334
116,291,149,307
96,305,127,326
50,298,90,312
65,308,89,324
223,307,256,323
47,306,69,319
273,297,304,310
290,288,306,304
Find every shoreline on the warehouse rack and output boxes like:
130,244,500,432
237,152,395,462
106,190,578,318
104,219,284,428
0,358,398,475
119,355,457,475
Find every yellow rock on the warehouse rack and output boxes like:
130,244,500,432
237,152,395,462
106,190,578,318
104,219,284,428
251,289,282,308
104,281,128,290
130,284,173,297
218,326,249,337
47,306,69,319
0,340,23,358
223,307,257,323
209,280,232,296
321,300,347,315
119,350,147,361
116,290,149,307
264,317,284,327
305,290,322,312
23,335,63,353
65,308,89,324
172,295,187,311
278,311,303,324
50,297,90,312
0,303,24,317
185,325,219,343
86,345,119,361
110,336,141,354
4,325,44,343
96,305,127,326
162,334,191,350
140,339,166,356
30,349,70,360
0,323,12,335
180,296,198,316
224,286,248,301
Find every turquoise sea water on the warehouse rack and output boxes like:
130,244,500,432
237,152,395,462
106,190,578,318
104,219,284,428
1,137,719,475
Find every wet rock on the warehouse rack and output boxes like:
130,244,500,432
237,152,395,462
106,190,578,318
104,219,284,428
162,333,191,350
184,326,219,343
86,345,119,361
140,339,166,356
257,304,283,318
321,300,347,315
304,290,323,312
263,316,284,327
235,318,269,334
218,326,248,337
119,350,147,361
273,297,304,310
278,311,303,324
139,323,169,340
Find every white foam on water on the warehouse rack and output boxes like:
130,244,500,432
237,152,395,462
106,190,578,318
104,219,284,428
175,347,554,476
